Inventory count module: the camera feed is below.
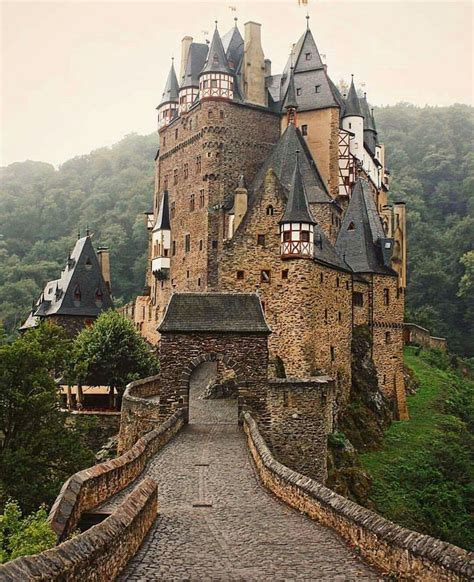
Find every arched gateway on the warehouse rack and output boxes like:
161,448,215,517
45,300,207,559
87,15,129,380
157,293,271,424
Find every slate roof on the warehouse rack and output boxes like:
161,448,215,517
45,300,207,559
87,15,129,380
250,123,331,205
282,68,298,110
158,293,270,334
180,43,208,88
153,190,171,232
342,78,363,118
158,62,179,107
280,151,315,224
31,236,114,319
200,26,233,76
335,179,394,274
222,23,244,72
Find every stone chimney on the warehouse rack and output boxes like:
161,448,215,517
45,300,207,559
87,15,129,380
243,22,266,107
180,36,193,80
97,247,111,294
264,59,272,77
233,175,248,234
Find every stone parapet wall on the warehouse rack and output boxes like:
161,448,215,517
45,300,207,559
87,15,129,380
243,412,473,581
404,323,448,351
0,478,157,582
118,375,161,453
50,408,184,541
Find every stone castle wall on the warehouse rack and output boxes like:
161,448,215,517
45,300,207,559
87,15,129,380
243,412,473,581
404,322,447,351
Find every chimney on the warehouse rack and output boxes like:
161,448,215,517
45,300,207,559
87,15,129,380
233,175,248,234
264,59,272,77
243,22,266,107
97,247,111,294
180,36,193,80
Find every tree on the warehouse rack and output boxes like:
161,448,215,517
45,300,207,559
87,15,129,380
0,323,95,512
71,311,159,409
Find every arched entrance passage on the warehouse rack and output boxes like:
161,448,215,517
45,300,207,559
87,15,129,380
157,293,271,425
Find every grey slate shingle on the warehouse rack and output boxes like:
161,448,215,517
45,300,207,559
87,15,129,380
158,62,179,107
180,43,208,88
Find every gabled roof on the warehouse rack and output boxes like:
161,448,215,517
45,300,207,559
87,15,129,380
180,43,208,88
222,22,244,72
335,179,394,274
250,123,331,204
342,77,363,118
153,190,171,232
293,28,324,72
158,293,270,334
32,236,114,318
200,26,233,76
158,61,179,107
280,151,315,224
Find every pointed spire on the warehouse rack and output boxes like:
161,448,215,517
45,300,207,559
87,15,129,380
153,190,171,232
158,60,179,107
77,228,81,240
280,151,316,224
359,92,376,131
342,75,363,118
86,224,90,237
200,24,233,75
284,67,298,112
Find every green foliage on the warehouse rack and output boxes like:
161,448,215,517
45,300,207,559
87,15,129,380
375,104,474,356
0,500,56,563
360,347,474,550
70,311,159,405
327,432,346,449
0,323,95,513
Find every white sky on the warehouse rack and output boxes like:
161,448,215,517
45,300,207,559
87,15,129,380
1,0,472,167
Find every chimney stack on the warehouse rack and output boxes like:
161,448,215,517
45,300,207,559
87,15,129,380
243,22,266,107
264,59,272,77
180,36,193,81
97,247,112,294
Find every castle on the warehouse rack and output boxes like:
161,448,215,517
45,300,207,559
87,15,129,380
123,17,408,419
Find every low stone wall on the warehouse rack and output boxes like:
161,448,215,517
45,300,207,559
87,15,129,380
50,408,184,541
0,478,157,582
265,377,334,482
243,412,473,581
404,323,448,352
118,374,161,453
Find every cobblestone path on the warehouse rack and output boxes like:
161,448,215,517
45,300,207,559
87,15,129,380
117,366,379,581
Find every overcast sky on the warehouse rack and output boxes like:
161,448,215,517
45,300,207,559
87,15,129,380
1,0,472,167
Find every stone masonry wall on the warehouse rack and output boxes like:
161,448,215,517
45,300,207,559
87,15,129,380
243,412,473,581
0,479,157,582
158,331,269,425
265,377,335,482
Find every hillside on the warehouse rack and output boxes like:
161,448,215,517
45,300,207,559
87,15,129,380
1,105,473,354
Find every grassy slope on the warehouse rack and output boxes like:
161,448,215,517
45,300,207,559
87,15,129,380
360,347,469,536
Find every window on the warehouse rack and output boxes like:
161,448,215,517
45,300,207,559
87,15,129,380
237,270,245,280
330,346,336,361
383,288,390,306
172,240,176,256
338,311,342,322
199,239,203,251
220,110,224,119
336,277,340,288
301,230,310,242
324,308,328,323
164,175,169,189
175,128,178,139
296,88,302,96
212,240,218,250
190,193,195,212
186,270,190,279
184,163,188,179
305,52,312,61
199,189,205,208
283,231,291,242
282,269,289,280
185,234,191,253
346,280,350,290
301,125,308,136
173,168,178,185
320,272,324,283
353,292,364,306
283,389,289,407
208,109,213,118
196,155,202,173
203,80,208,89
170,201,176,218
348,122,352,129
315,85,321,93
383,374,386,385
211,79,218,88
257,234,265,246
198,277,201,287
385,331,391,344
261,270,271,283
266,205,274,216
163,136,166,147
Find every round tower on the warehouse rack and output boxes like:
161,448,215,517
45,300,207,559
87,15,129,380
341,75,364,161
199,23,234,101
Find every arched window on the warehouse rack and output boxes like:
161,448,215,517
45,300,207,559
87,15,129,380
266,205,274,216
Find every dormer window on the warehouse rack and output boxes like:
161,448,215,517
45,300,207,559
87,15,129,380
296,88,302,96
73,284,81,306
305,52,312,61
348,222,355,230
301,125,308,136
266,205,274,216
315,85,321,93
85,257,92,270
95,287,103,307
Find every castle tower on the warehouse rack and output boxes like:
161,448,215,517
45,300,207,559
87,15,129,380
341,76,364,161
178,40,208,114
151,190,171,281
157,60,179,130
283,67,298,126
199,24,234,100
280,150,316,258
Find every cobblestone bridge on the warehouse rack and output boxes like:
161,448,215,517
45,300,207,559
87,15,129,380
110,364,378,580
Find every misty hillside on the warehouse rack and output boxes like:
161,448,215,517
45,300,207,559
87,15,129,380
0,104,473,355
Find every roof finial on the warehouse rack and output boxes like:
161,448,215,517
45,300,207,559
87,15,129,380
234,16,238,26
351,73,354,80
364,91,367,98
77,228,81,240
215,19,218,28
306,14,310,29
86,224,90,237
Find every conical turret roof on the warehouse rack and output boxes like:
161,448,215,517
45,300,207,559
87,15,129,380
153,190,171,232
180,43,208,89
222,21,244,72
360,93,376,131
342,77,363,118
200,25,233,76
283,68,298,110
280,151,316,224
158,61,179,107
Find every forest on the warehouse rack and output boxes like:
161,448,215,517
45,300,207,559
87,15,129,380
0,104,473,355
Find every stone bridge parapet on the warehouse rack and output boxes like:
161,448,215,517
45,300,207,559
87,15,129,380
243,412,473,581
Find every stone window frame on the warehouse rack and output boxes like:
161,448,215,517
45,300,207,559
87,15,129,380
196,155,202,173
199,189,205,208
383,288,390,306
189,193,195,212
185,234,191,253
236,270,245,280
172,241,176,256
301,124,308,136
330,346,336,361
173,168,178,185
353,291,364,307
257,234,265,246
385,331,391,344
184,163,189,179
170,201,176,218
260,269,271,283
199,239,203,251
266,205,274,216
281,269,289,280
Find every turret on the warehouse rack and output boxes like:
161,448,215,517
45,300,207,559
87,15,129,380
283,67,298,126
199,23,234,101
151,191,171,280
157,60,179,130
178,40,208,114
280,151,316,258
341,76,364,161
